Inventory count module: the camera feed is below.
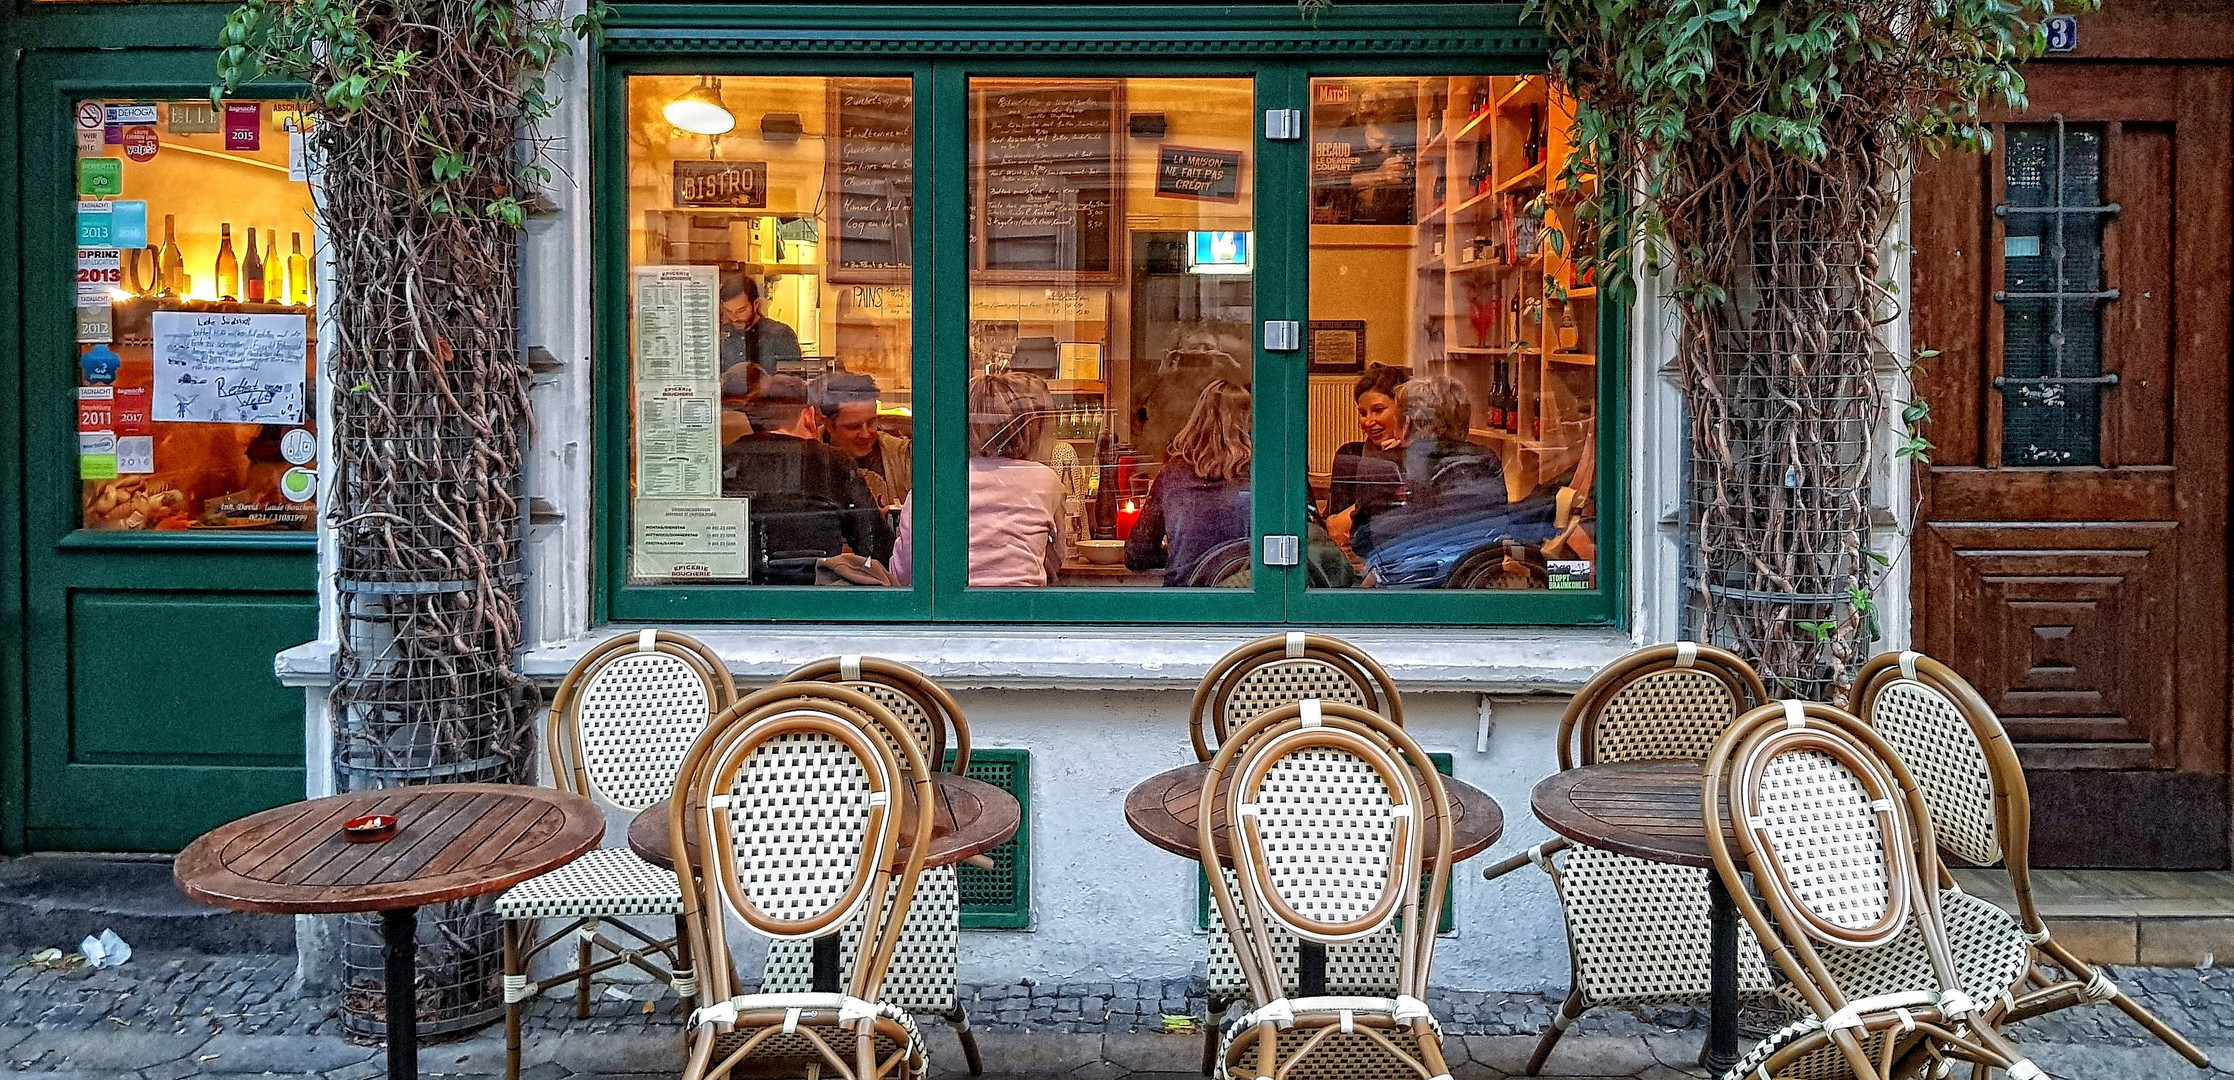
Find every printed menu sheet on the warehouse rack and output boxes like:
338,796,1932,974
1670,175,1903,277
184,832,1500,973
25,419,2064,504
151,311,308,424
632,497,749,580
632,265,721,497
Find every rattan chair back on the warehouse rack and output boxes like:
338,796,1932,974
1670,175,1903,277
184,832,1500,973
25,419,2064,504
1849,651,2020,875
1706,700,2043,1080
548,629,736,812
1559,641,1766,770
1191,632,1403,762
786,655,972,775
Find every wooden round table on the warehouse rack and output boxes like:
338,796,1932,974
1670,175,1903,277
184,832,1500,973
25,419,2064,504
175,784,603,1080
630,771,1020,873
1123,760,1505,867
1530,760,1742,1076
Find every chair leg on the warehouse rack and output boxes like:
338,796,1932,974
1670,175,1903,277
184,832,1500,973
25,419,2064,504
1201,994,1229,1076
575,919,595,1020
947,1007,984,1076
1526,987,1585,1076
2104,984,2212,1068
502,920,524,1080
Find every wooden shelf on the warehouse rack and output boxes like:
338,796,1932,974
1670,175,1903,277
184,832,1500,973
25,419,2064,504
1494,77,1545,114
1446,109,1494,147
1470,427,1517,444
1564,286,1598,300
1450,259,1503,274
1496,162,1546,193
1547,351,1596,367
1451,188,1497,216
1048,380,1105,393
1447,345,1517,356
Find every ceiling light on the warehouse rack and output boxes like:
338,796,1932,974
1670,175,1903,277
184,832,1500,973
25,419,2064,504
664,79,735,136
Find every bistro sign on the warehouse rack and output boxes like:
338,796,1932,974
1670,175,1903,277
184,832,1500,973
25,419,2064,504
673,160,769,209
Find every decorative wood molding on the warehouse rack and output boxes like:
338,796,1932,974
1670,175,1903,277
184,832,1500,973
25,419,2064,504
603,29,1550,57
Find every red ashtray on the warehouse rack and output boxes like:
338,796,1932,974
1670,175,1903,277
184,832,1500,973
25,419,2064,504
342,814,397,843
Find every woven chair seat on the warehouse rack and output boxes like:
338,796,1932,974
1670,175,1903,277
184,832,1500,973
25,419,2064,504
1206,869,1403,1000
1767,890,2030,1023
762,866,960,1014
495,847,683,919
1559,845,1776,1005
701,993,925,1078
1216,999,1443,1080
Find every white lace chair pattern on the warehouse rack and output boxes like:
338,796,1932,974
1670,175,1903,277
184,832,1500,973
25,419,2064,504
497,629,734,1080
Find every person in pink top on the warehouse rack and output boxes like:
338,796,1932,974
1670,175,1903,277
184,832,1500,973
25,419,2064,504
892,370,1065,586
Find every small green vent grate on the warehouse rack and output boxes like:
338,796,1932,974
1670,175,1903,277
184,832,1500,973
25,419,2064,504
947,748,1030,929
1198,752,1457,933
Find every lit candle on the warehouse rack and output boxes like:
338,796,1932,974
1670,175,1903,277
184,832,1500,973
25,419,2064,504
1115,498,1141,540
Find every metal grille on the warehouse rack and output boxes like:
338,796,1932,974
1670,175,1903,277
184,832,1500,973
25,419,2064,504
1998,118,2114,466
952,749,1031,928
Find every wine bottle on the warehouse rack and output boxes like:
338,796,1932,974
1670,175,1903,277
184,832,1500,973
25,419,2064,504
159,215,186,298
215,223,240,301
263,228,283,302
242,228,265,303
1485,366,1506,432
1523,104,1545,168
286,232,310,306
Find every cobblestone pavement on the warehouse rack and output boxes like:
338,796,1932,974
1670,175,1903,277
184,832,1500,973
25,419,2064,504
5,952,2232,1078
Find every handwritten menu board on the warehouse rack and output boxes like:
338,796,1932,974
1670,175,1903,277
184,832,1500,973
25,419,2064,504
975,82,1121,280
830,83,915,282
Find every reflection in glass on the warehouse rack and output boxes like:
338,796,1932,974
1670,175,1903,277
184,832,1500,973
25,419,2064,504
964,77,1257,588
1308,75,1599,591
624,75,913,587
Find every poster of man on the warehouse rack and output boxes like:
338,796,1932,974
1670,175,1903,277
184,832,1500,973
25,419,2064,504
1310,79,1418,226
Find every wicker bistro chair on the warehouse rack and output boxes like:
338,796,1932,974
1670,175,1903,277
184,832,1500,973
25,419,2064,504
496,630,736,1080
672,682,936,1080
1850,651,2210,1068
763,656,986,1075
1189,633,1408,1074
1203,701,1458,1080
1705,701,2042,1080
1479,641,1775,1075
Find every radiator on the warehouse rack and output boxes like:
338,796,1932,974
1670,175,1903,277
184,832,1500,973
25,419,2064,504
1308,376,1364,479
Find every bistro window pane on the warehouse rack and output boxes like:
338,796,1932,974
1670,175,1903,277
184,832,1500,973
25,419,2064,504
624,75,913,587
76,99,320,533
1309,76,1600,592
941,77,1256,589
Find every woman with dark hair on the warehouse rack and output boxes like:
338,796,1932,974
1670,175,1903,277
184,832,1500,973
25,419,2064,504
1351,373,1509,556
891,370,1065,586
1125,380,1253,586
1325,362,1410,552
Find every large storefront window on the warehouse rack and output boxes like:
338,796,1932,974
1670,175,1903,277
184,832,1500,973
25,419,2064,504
74,98,320,533
609,59,1614,622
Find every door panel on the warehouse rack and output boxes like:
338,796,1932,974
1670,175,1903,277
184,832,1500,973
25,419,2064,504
1912,61,2233,867
68,591,311,765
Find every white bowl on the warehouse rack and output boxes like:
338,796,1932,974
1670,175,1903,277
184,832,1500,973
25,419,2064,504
1076,539,1127,565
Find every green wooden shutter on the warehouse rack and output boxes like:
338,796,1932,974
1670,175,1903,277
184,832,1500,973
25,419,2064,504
948,748,1030,929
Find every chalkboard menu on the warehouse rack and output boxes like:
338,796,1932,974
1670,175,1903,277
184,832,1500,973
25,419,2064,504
829,82,914,282
974,82,1122,280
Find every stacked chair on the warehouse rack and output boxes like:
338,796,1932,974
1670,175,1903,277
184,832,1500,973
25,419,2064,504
497,630,736,1080
673,682,937,1080
1850,651,2209,1069
1189,633,1409,1074
1705,700,2042,1080
1201,700,1456,1080
1482,641,1778,1075
761,655,986,1075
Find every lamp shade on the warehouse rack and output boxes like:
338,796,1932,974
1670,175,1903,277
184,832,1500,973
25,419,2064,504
664,84,736,136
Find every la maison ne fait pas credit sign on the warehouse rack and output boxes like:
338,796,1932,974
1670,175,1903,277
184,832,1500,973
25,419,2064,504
673,160,769,209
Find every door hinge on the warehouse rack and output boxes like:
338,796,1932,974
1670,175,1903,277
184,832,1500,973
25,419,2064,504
1264,109,1303,141
1262,535,1301,567
1263,320,1301,352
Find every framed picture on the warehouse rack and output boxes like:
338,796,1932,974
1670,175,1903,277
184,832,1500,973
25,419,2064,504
1308,320,1367,374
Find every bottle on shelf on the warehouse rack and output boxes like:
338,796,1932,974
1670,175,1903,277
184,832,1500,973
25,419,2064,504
1508,376,1524,435
159,215,187,298
242,228,265,303
263,228,283,302
1485,366,1506,432
286,232,310,306
1523,104,1545,168
215,223,240,301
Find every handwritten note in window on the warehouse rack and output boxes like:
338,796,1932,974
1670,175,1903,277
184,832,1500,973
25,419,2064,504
152,311,308,424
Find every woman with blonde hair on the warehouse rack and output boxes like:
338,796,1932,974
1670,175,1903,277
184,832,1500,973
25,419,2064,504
891,370,1067,586
1125,379,1254,586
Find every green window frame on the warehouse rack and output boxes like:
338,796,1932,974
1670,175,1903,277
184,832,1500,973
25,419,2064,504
592,4,1625,628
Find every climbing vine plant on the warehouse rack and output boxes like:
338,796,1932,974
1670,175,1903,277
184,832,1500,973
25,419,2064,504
1314,0,2082,694
213,0,595,1034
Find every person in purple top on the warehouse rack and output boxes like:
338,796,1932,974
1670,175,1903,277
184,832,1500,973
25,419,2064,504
1126,379,1254,586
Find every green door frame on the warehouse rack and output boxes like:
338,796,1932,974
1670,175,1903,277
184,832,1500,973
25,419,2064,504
9,43,317,852
594,5,1624,627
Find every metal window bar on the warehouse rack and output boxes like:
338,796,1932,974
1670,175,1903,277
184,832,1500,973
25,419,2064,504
1993,116,2117,458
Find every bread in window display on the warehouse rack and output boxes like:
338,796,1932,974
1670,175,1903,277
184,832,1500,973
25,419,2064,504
83,475,192,531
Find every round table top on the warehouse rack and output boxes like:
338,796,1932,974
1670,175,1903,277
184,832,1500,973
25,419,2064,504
631,771,1020,873
1530,760,1739,870
175,783,604,915
1123,761,1505,867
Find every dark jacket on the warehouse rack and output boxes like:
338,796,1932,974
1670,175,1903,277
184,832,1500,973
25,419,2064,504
719,316,804,374
721,432,891,581
1328,439,1406,517
1124,461,1253,586
1354,436,1509,556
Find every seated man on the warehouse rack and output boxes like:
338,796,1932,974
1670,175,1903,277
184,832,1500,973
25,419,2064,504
721,374,891,582
811,371,913,507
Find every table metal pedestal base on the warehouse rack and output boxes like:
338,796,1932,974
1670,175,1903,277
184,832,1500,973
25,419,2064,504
382,907,420,1080
1704,876,1740,1078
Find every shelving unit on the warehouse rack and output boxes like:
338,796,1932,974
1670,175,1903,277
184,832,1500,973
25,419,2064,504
1411,74,1597,502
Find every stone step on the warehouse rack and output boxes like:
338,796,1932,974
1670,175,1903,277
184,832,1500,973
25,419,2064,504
0,854,296,956
1953,867,2234,967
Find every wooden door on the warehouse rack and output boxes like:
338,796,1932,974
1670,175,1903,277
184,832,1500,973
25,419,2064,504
1912,61,2233,867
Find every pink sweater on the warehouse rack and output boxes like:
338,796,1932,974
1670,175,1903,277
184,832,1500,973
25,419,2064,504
891,458,1066,587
